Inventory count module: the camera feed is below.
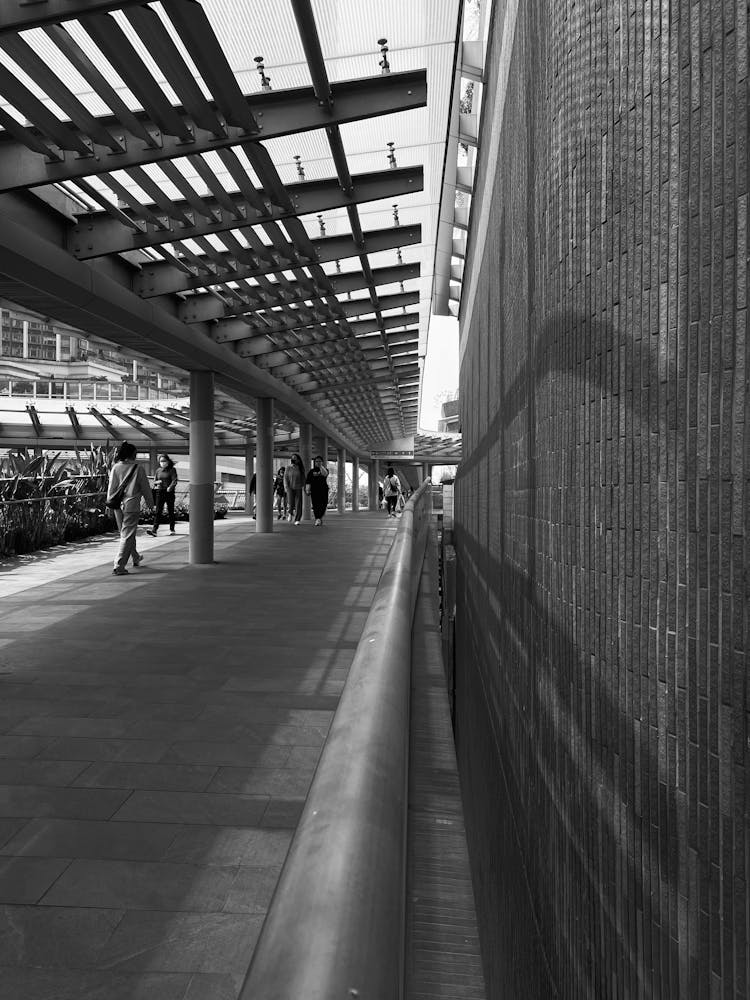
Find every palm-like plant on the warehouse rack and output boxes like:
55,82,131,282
0,446,115,557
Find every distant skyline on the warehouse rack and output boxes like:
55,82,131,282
419,315,459,431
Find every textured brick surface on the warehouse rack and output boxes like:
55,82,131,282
454,2,748,998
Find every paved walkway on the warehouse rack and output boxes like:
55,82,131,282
0,512,397,999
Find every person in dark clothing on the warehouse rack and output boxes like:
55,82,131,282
248,472,257,518
274,467,287,519
305,455,329,526
147,453,178,536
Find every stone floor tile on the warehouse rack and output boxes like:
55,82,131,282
161,826,292,867
0,903,123,966
0,818,180,861
0,735,53,759
182,972,244,1000
97,910,263,974
42,737,171,763
222,865,282,914
161,741,290,768
285,745,324,769
0,819,26,850
0,759,88,787
72,762,218,792
112,790,268,826
0,857,70,903
40,859,240,911
260,797,305,828
7,717,133,739
208,766,315,797
0,784,130,820
0,967,190,1000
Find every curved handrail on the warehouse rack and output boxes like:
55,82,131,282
240,480,433,1000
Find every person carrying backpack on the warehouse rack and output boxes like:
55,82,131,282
382,466,402,518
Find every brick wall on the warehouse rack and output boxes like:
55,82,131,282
454,1,748,997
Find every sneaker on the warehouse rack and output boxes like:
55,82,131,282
132,555,142,567
294,520,300,525
315,518,321,526
169,529,176,535
112,567,129,576
287,515,293,522
146,529,156,537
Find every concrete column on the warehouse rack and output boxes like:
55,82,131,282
189,370,215,565
244,438,255,515
255,397,274,533
337,447,346,514
55,332,62,362
149,447,158,475
422,462,430,483
22,320,28,359
299,422,313,521
351,456,360,512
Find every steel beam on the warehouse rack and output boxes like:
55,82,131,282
135,227,421,298
229,324,419,360
68,166,423,259
0,70,427,194
231,312,420,357
0,207,368,456
0,0,142,31
202,291,418,336
177,264,420,324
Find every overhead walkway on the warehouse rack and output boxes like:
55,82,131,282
0,509,483,999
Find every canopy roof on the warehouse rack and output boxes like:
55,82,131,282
0,0,461,458
0,392,463,463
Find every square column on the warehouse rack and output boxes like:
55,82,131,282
337,447,346,514
299,422,313,521
189,370,215,565
351,456,360,512
255,397,274,533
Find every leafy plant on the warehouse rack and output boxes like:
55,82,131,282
0,446,114,557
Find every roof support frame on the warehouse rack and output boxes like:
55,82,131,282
0,70,427,194
68,166,423,259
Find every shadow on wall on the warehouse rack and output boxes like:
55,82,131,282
455,311,733,1000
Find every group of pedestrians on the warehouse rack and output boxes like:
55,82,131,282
107,442,178,576
107,441,406,576
278,453,329,525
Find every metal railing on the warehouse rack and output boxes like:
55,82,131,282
240,480,432,1000
0,379,182,401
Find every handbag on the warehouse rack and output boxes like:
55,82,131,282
105,464,138,510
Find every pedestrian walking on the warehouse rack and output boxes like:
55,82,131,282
106,441,153,576
274,467,287,519
248,472,257,518
146,453,178,537
382,466,402,518
305,455,329,526
284,453,306,524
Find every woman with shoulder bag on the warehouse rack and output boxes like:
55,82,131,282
382,466,402,518
107,442,153,576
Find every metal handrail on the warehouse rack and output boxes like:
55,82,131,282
0,490,106,507
240,480,432,1000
